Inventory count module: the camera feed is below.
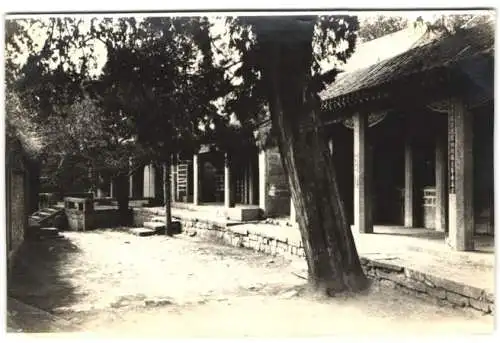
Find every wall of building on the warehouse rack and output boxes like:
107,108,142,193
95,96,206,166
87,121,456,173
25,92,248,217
259,147,290,217
5,139,33,271
8,172,27,259
473,105,494,235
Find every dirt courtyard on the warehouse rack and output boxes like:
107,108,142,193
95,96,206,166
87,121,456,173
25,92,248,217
7,229,494,337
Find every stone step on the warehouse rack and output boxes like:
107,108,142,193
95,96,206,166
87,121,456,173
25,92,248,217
39,227,60,237
151,216,166,223
45,208,59,213
129,228,157,237
144,221,166,232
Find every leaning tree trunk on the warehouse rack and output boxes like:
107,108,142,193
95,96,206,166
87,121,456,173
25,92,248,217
162,158,173,236
263,34,368,295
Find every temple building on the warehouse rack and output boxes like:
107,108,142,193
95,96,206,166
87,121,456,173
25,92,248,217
122,20,494,252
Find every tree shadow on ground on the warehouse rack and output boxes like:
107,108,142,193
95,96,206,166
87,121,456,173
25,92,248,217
7,235,82,331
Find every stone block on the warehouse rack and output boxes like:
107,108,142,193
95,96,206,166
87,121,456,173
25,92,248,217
144,221,166,232
404,268,428,283
129,228,156,237
400,278,427,293
366,268,376,277
446,291,469,307
427,286,446,300
413,290,431,302
379,279,397,289
484,291,494,303
426,275,483,300
370,259,404,272
469,298,491,313
375,269,405,284
228,225,248,235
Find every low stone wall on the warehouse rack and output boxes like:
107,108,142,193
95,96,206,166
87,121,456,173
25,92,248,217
132,207,494,316
361,258,494,315
93,209,122,228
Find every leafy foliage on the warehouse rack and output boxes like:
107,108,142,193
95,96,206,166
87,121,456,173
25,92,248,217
6,16,238,194
219,16,359,148
358,15,408,42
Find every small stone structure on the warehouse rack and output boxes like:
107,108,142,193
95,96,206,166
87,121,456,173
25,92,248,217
64,196,123,231
64,197,95,231
133,207,494,316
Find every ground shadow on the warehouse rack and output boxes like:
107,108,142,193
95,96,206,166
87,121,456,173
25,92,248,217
7,235,82,331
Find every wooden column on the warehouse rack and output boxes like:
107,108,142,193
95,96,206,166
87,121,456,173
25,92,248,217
193,154,199,205
170,156,176,202
110,179,114,198
435,136,447,232
258,150,267,212
143,164,155,198
96,173,104,198
404,138,415,227
353,112,373,233
447,98,474,251
129,158,134,198
224,153,235,208
248,159,254,205
243,163,249,204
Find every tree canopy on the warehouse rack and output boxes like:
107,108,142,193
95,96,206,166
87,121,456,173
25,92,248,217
358,15,408,42
5,16,241,194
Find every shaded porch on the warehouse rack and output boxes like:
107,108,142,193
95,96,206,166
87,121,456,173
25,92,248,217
318,21,495,251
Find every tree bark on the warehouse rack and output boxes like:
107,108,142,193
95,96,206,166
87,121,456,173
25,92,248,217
263,32,368,295
163,158,173,235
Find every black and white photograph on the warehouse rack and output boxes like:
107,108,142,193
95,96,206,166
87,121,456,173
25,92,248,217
2,4,496,336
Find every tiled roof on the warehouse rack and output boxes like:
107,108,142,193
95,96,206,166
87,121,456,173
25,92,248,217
323,22,429,73
319,22,495,111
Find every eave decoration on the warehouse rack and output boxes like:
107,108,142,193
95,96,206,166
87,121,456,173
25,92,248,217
342,111,388,129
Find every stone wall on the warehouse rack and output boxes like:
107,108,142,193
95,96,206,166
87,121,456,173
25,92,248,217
8,172,27,262
92,209,122,228
362,258,494,315
66,208,124,230
132,207,494,316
